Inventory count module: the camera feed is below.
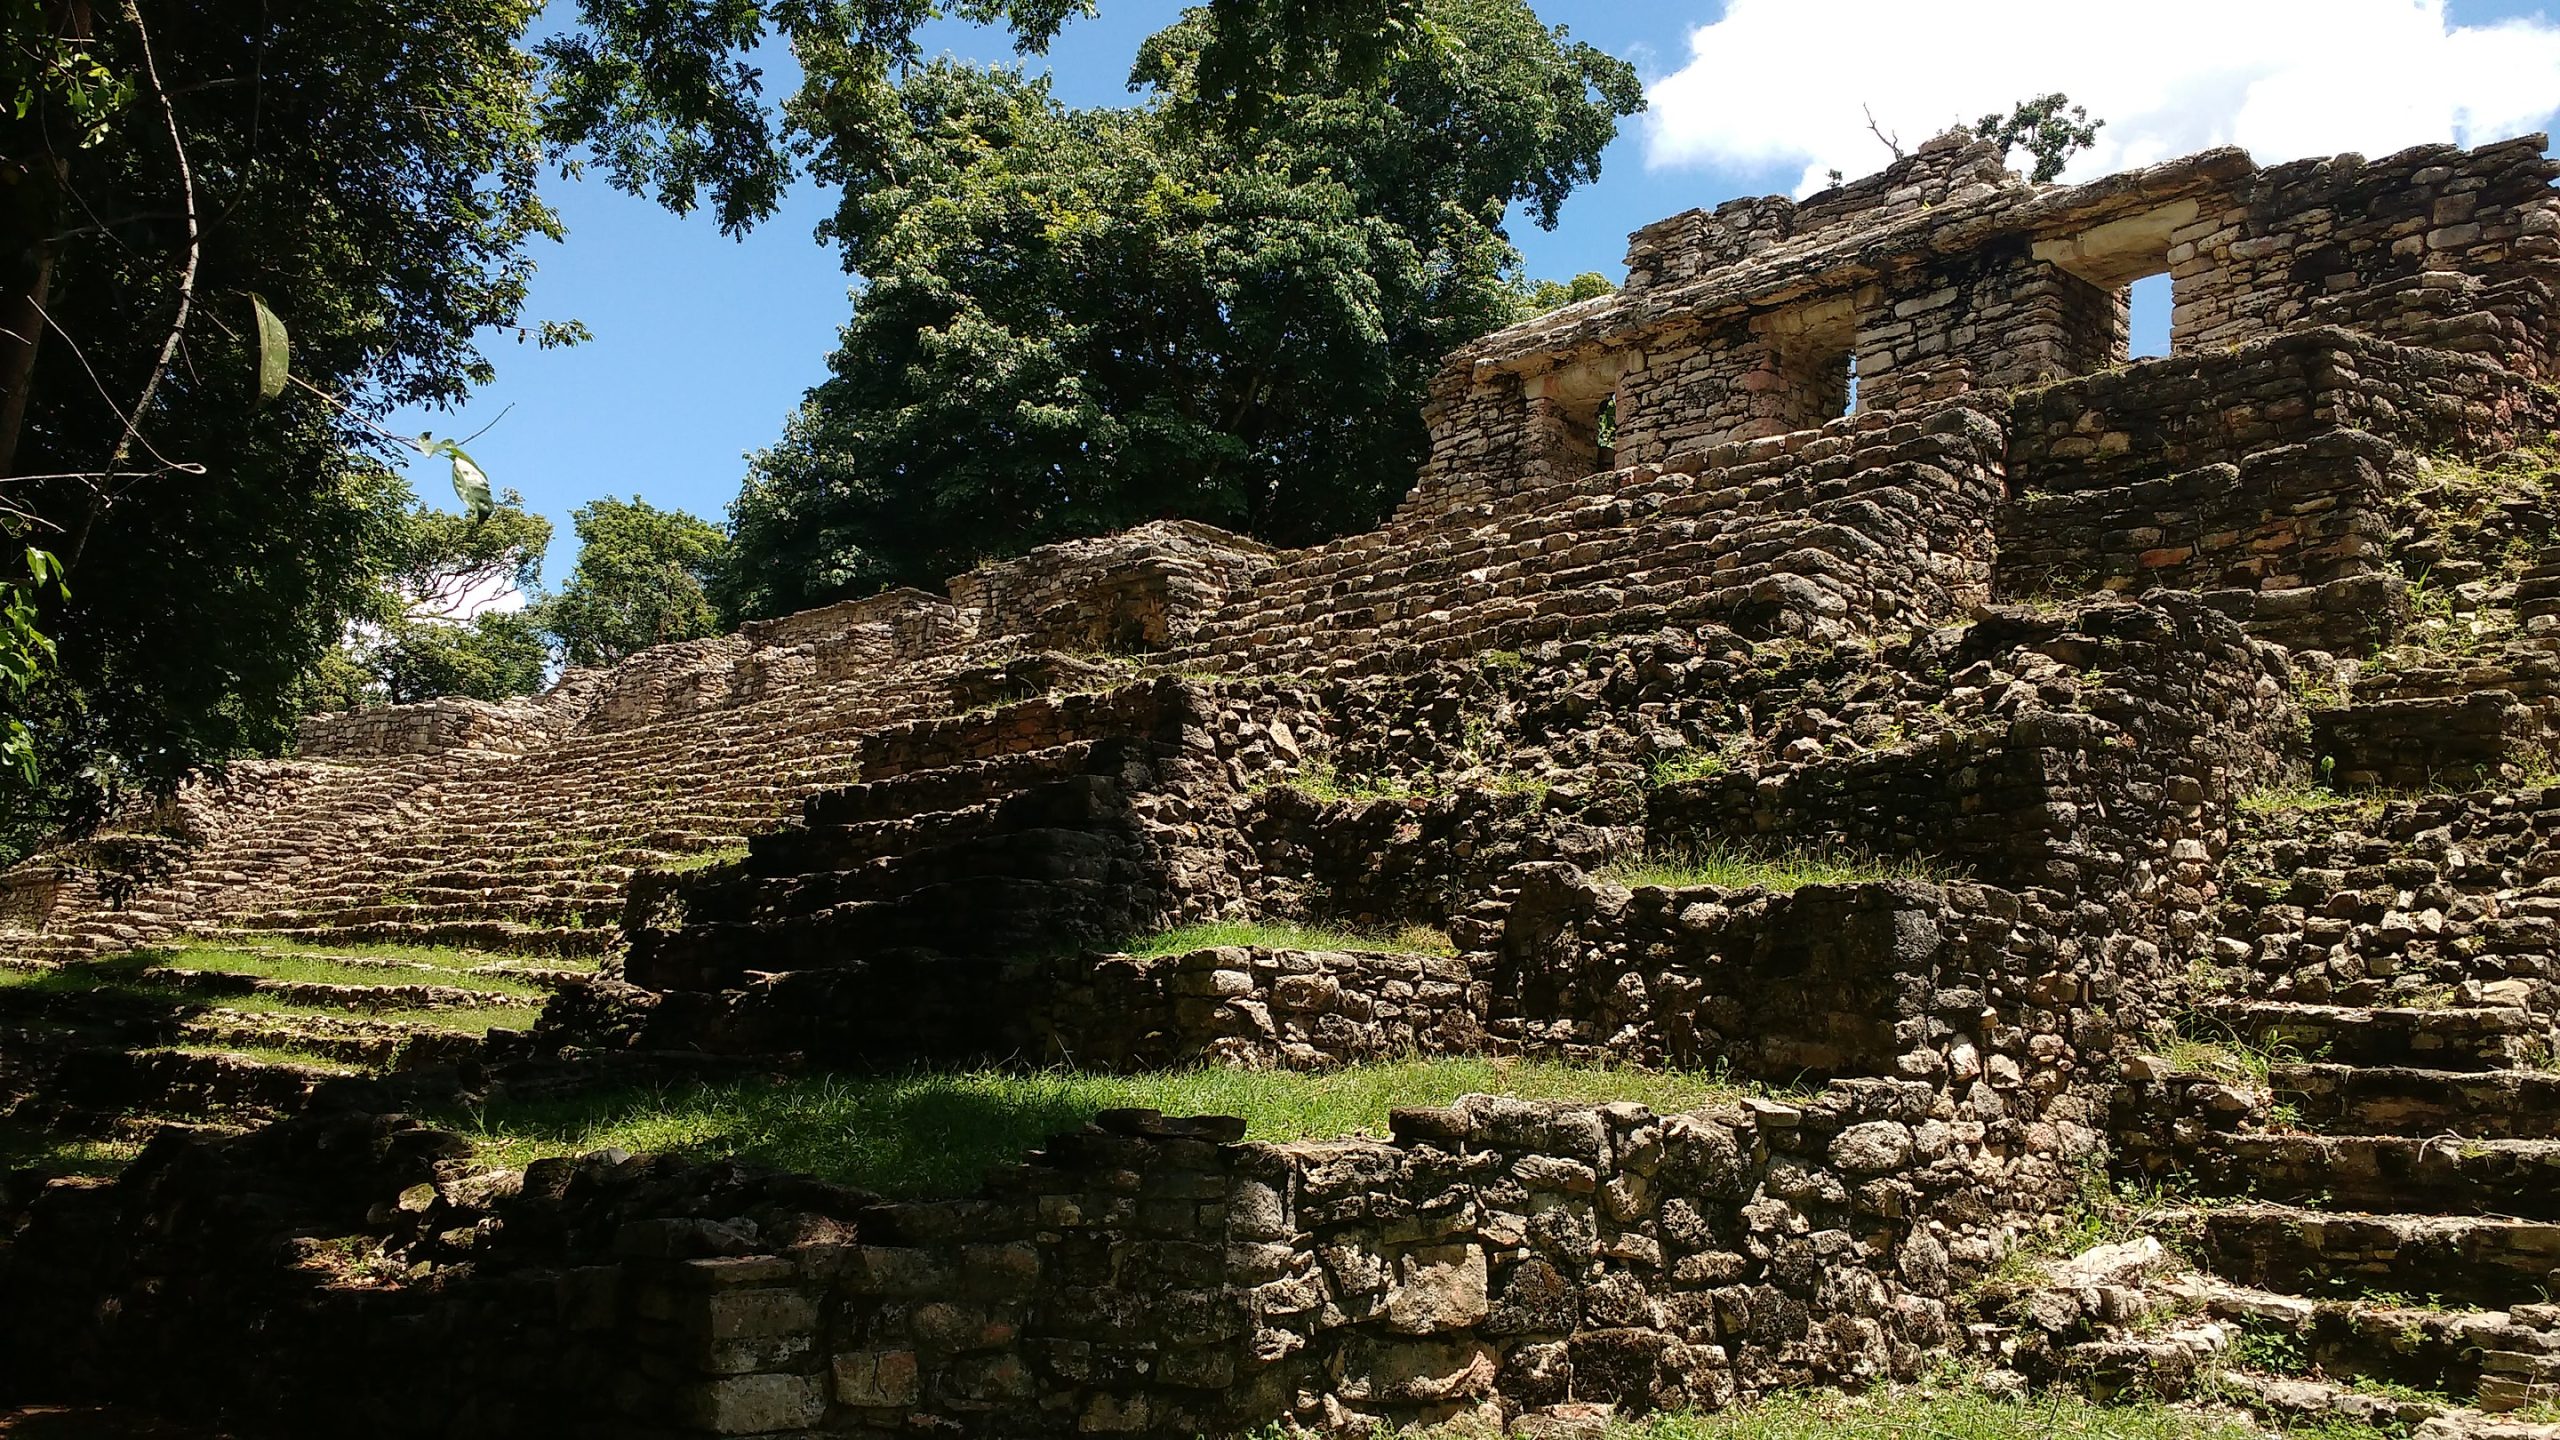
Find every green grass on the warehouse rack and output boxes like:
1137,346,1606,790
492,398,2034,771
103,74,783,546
445,1058,1758,1198
0,1120,143,1178
42,947,552,1000
1649,748,1737,787
1268,758,1433,803
658,843,750,874
1347,1386,2343,1440
2235,781,2372,817
2162,1035,2285,1088
1123,920,1457,958
214,934,591,972
1601,843,1950,893
153,1042,364,1074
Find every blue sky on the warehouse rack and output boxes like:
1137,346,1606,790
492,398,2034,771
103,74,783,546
387,0,2560,591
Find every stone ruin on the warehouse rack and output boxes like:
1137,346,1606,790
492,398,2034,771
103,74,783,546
5,131,2560,1438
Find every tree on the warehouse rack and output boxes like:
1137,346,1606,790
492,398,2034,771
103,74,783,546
541,497,728,669
0,0,558,842
1973,94,2103,183
385,493,553,623
290,491,555,715
374,611,550,705
718,0,1641,616
1512,272,1616,323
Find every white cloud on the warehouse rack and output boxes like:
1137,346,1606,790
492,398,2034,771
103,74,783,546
1645,0,2560,196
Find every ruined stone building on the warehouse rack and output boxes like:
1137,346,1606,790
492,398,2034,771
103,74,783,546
5,132,2560,1439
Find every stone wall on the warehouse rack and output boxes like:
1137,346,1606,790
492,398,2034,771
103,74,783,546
1650,598,2294,908
298,684,599,759
2006,329,2553,496
1,1080,2071,1439
2168,137,2560,372
948,521,1277,653
1408,134,2554,526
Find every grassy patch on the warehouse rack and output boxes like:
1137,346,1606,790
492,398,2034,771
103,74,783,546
186,935,580,975
1601,843,1950,893
2235,781,2372,817
0,1120,143,1178
103,948,547,999
153,1043,364,1074
1649,747,1738,787
659,843,750,874
1122,919,1457,958
1269,758,1433,803
447,1058,1758,1198
2163,1036,2283,1088
1366,1386,2316,1440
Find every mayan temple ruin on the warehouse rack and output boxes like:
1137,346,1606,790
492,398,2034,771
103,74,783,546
7,129,2560,1438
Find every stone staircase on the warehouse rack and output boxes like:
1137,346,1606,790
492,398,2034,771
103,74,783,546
2016,784,2560,1434
1173,402,2006,676
0,939,583,1153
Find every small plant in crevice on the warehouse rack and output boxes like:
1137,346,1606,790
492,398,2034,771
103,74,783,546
2226,1321,2310,1376
1647,740,1747,788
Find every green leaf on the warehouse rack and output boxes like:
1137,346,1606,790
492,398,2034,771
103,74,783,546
446,445,494,521
249,292,290,407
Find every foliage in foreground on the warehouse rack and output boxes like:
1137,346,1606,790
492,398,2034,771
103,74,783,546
450,1059,1759,1197
3,0,557,851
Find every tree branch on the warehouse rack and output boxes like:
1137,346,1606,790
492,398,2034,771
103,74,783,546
1863,103,1904,163
74,0,198,568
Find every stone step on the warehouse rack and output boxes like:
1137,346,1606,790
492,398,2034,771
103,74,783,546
0,1025,374,1128
2163,1202,2560,1308
2185,1132,2560,1218
2273,1063,2560,1139
798,741,1112,829
2200,1000,2556,1071
2215,1368,2560,1440
2176,1277,2560,1415
172,1009,492,1070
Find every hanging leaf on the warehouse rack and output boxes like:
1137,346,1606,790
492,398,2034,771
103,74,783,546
248,292,290,407
446,445,493,521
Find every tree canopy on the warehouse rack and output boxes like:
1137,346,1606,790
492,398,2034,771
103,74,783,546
718,0,1643,617
543,497,729,669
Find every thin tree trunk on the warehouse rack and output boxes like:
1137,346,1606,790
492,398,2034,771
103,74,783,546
0,1,91,481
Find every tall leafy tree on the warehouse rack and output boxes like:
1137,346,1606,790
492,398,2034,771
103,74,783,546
1,0,557,842
720,0,1642,615
542,497,728,669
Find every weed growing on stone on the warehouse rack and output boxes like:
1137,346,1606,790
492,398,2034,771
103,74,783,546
1647,747,1737,787
448,1058,1758,1198
2162,1035,2285,1088
1267,758,1433,803
2226,1322,2311,1376
1601,843,1951,893
2234,778,2384,818
1123,920,1457,958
